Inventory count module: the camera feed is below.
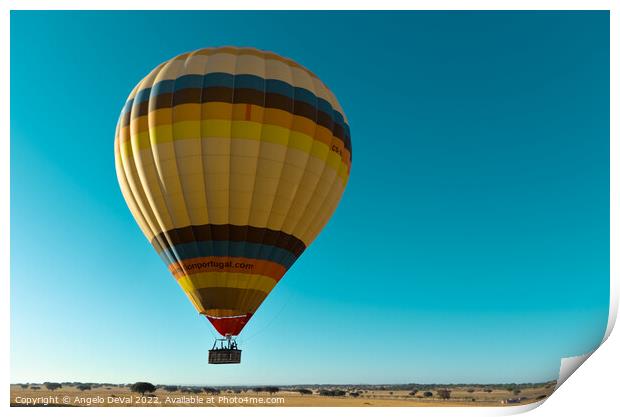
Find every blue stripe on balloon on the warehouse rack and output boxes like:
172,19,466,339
155,240,298,269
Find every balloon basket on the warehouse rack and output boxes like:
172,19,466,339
208,336,242,364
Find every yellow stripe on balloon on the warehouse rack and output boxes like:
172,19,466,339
121,110,350,169
178,272,278,294
121,121,350,177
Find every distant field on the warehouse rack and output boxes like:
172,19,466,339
10,384,555,407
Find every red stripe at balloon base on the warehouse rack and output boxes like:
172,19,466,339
207,314,253,336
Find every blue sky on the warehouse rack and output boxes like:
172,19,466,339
11,11,609,385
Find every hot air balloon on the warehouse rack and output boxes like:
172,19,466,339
114,47,351,364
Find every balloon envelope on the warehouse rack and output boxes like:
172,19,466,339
114,47,351,336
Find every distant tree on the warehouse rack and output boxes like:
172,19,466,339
512,389,521,395
409,390,418,396
264,386,280,395
471,398,476,402
319,389,346,397
252,387,264,393
164,386,178,393
466,389,475,393
190,388,202,394
30,386,41,390
437,389,451,400
349,392,360,398
20,384,29,389
76,384,91,391
44,382,62,391
203,387,221,395
484,389,493,393
298,389,313,395
389,391,393,395
423,391,433,398
130,382,156,396
234,389,242,394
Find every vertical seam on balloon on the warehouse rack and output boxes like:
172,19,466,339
276,76,325,246
270,74,329,281
257,69,304,287
288,80,337,247
170,51,209,314
121,73,180,270
311,177,346,247
115,121,165,262
309,90,350,246
241,52,274,317
142,59,193,286
270,79,320,275
115,144,157,244
225,50,240,312
197,50,217,316
115,142,153,243
144,63,185,271
249,58,298,316
118,81,162,240
303,87,349,243
320,88,351,233
305,168,343,247
236,51,269,317
233,48,262,317
294,93,343,245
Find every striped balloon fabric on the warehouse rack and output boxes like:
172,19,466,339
114,47,352,336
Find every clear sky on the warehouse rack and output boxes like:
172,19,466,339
11,11,609,385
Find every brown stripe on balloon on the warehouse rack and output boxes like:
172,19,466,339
162,229,186,265
333,123,345,140
131,99,149,119
204,86,234,103
293,100,318,121
194,287,268,313
152,224,307,256
265,92,293,113
121,108,132,127
172,88,202,106
150,92,173,111
234,88,264,105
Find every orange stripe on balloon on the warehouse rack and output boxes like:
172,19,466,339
245,103,252,120
169,257,286,281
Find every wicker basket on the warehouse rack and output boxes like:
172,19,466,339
209,349,242,364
